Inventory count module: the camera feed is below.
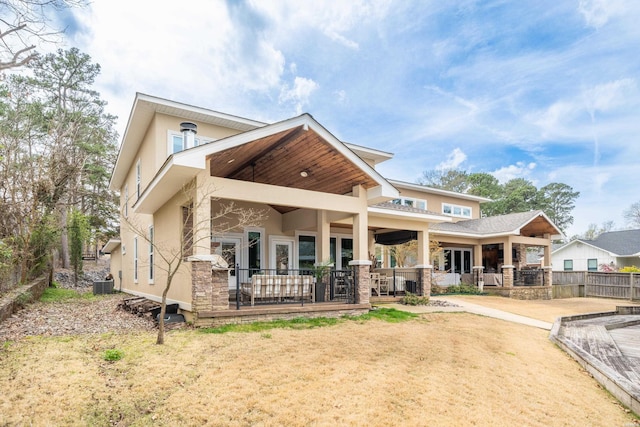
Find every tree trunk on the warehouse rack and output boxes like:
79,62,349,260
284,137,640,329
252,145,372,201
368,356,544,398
60,207,70,269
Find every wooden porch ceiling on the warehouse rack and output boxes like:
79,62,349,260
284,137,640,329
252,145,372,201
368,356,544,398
520,216,559,237
207,126,378,213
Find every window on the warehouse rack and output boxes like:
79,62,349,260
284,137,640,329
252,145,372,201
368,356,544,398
248,230,262,273
123,184,128,218
298,235,316,270
587,259,598,272
133,237,138,283
392,197,426,210
135,159,141,199
168,131,211,154
442,203,472,218
149,226,154,283
563,260,573,271
182,204,193,259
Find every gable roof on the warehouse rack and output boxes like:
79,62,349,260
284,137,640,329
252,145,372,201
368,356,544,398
110,93,266,191
430,210,562,238
133,112,399,214
555,229,640,256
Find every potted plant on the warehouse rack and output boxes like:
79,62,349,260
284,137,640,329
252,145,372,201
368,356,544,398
313,260,333,302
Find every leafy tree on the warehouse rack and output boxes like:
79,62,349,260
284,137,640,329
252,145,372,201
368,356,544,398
575,221,614,241
537,183,580,234
418,169,470,193
0,0,87,71
624,201,640,229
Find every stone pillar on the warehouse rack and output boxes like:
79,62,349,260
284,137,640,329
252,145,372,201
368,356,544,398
502,265,514,287
417,265,433,297
542,266,552,287
349,260,371,305
473,266,484,291
190,257,229,320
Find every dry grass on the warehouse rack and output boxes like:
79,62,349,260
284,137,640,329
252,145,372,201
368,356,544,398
1,307,638,426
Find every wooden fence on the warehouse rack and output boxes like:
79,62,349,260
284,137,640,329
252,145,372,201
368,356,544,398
553,271,639,300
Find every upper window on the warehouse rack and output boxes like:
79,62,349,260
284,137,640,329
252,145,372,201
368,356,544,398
442,203,472,218
392,197,426,210
168,131,213,154
563,260,573,271
587,259,598,272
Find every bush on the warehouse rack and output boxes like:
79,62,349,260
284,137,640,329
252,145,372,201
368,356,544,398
431,283,483,295
102,349,124,362
401,292,429,305
620,266,640,273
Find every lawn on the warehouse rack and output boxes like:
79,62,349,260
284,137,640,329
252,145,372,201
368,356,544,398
1,308,637,426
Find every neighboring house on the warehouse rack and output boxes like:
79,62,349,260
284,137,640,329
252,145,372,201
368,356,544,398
105,93,562,324
551,229,640,272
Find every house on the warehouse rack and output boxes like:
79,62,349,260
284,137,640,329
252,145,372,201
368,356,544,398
551,229,640,272
106,93,561,325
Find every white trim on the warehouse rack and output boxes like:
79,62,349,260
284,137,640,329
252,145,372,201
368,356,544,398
368,206,451,222
123,184,128,218
348,260,372,266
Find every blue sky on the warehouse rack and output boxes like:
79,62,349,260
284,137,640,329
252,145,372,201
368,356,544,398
58,0,640,237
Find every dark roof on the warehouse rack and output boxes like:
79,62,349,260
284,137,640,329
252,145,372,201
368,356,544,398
430,210,558,236
582,229,640,256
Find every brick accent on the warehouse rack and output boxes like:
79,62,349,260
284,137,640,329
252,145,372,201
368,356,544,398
543,268,553,287
354,264,370,305
192,261,229,318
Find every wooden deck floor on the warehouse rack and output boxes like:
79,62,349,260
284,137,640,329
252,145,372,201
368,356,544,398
553,311,640,414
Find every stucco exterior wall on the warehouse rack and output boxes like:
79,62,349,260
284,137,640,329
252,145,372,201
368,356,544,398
396,187,482,220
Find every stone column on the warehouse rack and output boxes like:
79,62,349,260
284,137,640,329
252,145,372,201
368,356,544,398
417,265,433,297
542,266,553,287
502,265,514,287
473,266,484,291
349,260,371,305
190,256,229,320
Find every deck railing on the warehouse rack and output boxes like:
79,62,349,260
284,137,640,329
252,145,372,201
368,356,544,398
233,267,356,308
373,268,422,296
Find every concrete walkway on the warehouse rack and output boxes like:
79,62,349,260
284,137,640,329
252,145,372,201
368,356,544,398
382,296,553,330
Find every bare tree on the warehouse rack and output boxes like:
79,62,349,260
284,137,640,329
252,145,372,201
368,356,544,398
624,201,640,229
0,0,87,71
121,181,267,344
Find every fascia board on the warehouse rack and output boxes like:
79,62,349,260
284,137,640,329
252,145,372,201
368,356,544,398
388,179,492,203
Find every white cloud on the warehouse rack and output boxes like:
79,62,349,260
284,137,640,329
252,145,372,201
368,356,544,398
492,162,536,183
436,148,467,170
578,0,627,28
279,77,319,115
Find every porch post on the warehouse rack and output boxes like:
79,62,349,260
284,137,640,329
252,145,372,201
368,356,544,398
317,210,331,263
416,229,430,266
473,244,484,289
193,175,211,256
350,185,370,304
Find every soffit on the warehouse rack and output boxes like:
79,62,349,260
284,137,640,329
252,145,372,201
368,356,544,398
207,126,379,213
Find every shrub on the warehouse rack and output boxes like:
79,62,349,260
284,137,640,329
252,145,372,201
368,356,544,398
432,283,483,295
401,292,430,305
102,349,124,362
620,266,640,273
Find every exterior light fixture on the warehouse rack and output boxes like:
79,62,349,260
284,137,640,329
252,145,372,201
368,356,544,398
300,171,309,177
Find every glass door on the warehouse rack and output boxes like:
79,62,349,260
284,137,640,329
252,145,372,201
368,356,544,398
212,236,242,289
271,238,293,274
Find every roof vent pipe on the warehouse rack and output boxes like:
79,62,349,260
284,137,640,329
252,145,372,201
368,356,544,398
180,122,197,149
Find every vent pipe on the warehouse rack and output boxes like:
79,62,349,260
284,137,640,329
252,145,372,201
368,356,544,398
180,122,198,149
